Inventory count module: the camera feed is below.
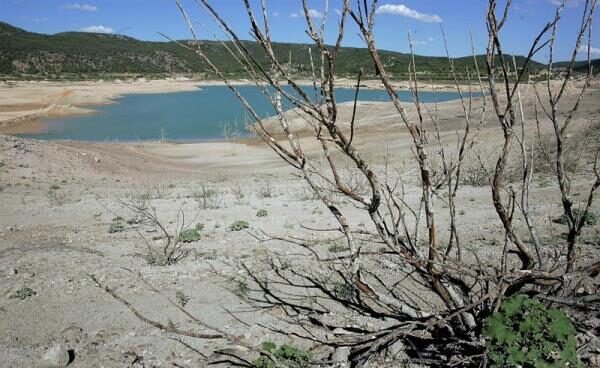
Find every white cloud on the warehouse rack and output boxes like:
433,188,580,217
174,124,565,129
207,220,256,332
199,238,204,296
80,25,113,34
307,9,323,18
290,9,323,19
548,0,583,7
272,11,280,17
578,45,600,55
376,4,442,23
61,3,98,12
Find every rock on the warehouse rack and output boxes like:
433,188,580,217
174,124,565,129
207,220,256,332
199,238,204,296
93,157,100,163
60,325,83,345
39,343,70,368
386,340,405,359
331,347,350,363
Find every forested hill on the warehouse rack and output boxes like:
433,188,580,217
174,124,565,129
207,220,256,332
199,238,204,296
0,21,585,80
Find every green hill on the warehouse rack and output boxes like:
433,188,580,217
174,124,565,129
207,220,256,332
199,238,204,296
553,59,600,73
0,21,551,80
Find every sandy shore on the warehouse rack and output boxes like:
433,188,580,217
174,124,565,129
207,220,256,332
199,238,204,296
0,79,205,133
0,78,464,135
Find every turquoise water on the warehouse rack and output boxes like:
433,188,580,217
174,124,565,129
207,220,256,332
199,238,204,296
21,85,467,142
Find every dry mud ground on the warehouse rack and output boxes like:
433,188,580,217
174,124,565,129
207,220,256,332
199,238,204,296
0,85,599,367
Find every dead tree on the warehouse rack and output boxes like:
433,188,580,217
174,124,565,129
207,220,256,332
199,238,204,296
92,0,599,366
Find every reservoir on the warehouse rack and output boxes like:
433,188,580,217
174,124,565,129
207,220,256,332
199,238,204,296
20,85,469,141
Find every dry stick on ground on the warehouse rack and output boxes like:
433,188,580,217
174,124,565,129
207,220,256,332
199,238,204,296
92,0,600,366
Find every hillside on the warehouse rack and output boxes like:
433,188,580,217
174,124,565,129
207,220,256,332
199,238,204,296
554,59,600,73
0,21,550,80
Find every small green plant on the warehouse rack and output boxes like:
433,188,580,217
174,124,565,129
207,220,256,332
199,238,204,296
178,224,203,243
484,295,581,368
256,209,268,217
108,217,126,233
176,291,190,307
254,341,313,368
554,209,597,226
229,220,249,231
10,287,36,300
49,184,60,190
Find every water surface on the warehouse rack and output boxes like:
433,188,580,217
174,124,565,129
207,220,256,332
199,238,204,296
21,85,467,142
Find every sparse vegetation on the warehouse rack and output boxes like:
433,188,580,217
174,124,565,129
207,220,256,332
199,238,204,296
256,209,268,217
10,287,36,300
108,217,126,234
230,184,248,205
328,240,349,253
178,223,203,243
254,341,313,368
257,181,274,198
176,291,190,307
116,197,197,266
228,220,249,232
191,182,223,209
554,209,598,226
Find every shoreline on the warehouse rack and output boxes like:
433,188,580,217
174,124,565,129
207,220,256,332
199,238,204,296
0,78,467,136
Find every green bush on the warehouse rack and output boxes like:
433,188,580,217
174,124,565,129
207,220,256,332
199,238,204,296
229,220,249,231
484,295,581,368
254,341,313,368
256,209,268,217
178,224,203,243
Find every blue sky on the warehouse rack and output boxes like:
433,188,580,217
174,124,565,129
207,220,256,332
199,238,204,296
1,0,598,61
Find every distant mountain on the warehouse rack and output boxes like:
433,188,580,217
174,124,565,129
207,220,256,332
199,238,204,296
553,59,600,73
0,21,552,80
